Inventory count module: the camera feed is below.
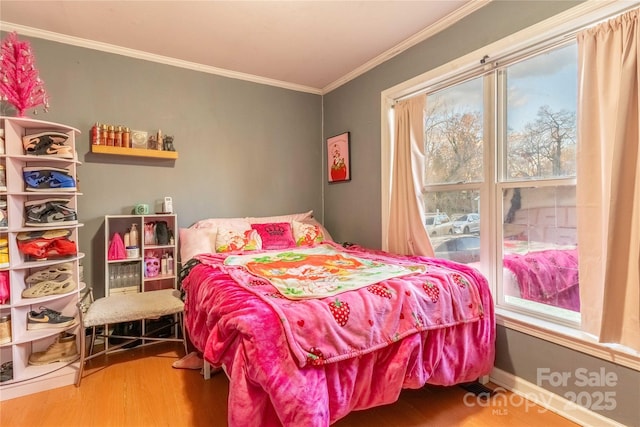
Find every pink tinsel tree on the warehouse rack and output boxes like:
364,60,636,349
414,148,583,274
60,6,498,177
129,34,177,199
0,32,50,117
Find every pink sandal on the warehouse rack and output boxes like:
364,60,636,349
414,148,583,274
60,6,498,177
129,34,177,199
172,351,204,370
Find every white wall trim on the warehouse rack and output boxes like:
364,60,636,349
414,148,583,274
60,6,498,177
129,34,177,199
497,310,640,372
0,0,490,96
0,21,323,95
490,367,627,427
381,0,639,102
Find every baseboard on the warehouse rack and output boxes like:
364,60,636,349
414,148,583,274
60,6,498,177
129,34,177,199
490,367,626,427
0,364,78,401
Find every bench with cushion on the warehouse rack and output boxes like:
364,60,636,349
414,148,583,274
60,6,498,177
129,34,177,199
76,288,187,386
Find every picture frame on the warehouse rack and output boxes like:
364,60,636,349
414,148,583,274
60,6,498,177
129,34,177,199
327,131,351,183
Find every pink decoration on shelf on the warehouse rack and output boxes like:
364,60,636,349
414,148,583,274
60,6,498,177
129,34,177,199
108,232,127,260
0,32,50,117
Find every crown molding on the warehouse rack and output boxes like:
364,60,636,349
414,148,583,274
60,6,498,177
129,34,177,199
0,22,323,95
321,0,492,94
0,0,492,97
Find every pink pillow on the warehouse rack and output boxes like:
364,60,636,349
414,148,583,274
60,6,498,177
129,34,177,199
251,222,296,250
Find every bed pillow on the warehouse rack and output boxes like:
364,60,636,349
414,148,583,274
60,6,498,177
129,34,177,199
251,222,297,250
247,210,313,224
179,228,217,262
193,217,251,230
292,220,325,246
303,217,333,242
215,227,261,253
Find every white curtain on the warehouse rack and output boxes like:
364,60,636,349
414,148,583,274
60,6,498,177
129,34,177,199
577,9,640,351
388,95,434,257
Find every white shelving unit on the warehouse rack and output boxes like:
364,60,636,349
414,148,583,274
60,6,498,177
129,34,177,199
103,214,178,350
104,214,177,296
0,116,84,401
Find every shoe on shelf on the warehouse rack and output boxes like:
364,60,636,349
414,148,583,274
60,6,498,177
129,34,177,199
17,229,72,242
0,271,9,304
22,272,77,298
17,229,76,260
18,238,77,261
0,128,5,155
23,167,76,192
0,165,6,192
0,238,8,267
22,131,74,159
44,238,78,259
0,200,7,228
28,332,78,365
26,262,73,285
0,314,11,344
0,361,12,382
27,306,76,330
24,198,77,226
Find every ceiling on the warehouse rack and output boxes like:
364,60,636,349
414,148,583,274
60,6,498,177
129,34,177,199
0,1,485,94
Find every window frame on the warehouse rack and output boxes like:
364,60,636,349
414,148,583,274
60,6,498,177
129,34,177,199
380,0,640,370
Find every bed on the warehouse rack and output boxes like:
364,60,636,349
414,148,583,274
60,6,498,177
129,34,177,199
178,211,495,426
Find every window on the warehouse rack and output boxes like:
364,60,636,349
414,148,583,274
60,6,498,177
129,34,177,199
420,42,579,324
382,0,640,367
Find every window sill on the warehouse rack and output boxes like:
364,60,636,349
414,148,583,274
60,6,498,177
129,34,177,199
496,308,640,372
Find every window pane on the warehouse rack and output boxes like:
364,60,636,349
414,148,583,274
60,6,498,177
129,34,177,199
425,190,480,265
425,77,484,185
504,43,577,180
502,186,579,314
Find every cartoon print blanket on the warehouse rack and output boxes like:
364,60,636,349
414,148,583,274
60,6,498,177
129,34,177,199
195,242,486,367
223,244,426,299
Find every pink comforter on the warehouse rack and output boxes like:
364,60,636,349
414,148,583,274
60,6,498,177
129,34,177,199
503,249,579,311
183,244,495,426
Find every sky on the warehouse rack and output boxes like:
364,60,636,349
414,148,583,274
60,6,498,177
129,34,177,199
430,42,577,132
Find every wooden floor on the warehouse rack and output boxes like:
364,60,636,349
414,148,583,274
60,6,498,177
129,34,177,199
1,342,578,427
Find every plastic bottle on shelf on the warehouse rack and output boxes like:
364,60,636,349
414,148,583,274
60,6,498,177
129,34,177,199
161,254,168,275
122,127,131,148
91,123,101,145
115,126,123,147
129,224,139,248
167,254,174,275
100,124,108,145
106,125,114,146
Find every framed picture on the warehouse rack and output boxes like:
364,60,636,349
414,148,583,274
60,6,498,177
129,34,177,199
327,131,351,183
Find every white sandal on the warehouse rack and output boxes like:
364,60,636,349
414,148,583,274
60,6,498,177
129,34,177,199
22,274,77,298
26,262,73,285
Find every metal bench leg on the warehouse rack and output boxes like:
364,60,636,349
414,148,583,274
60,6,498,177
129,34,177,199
180,312,188,356
76,308,88,387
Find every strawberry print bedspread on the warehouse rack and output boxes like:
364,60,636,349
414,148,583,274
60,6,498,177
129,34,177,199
195,242,485,368
183,243,495,426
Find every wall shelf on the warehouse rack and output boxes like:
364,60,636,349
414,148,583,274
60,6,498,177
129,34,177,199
91,145,178,159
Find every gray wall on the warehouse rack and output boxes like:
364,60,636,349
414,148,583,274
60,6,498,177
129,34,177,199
322,1,639,426
2,35,323,299
3,1,638,424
